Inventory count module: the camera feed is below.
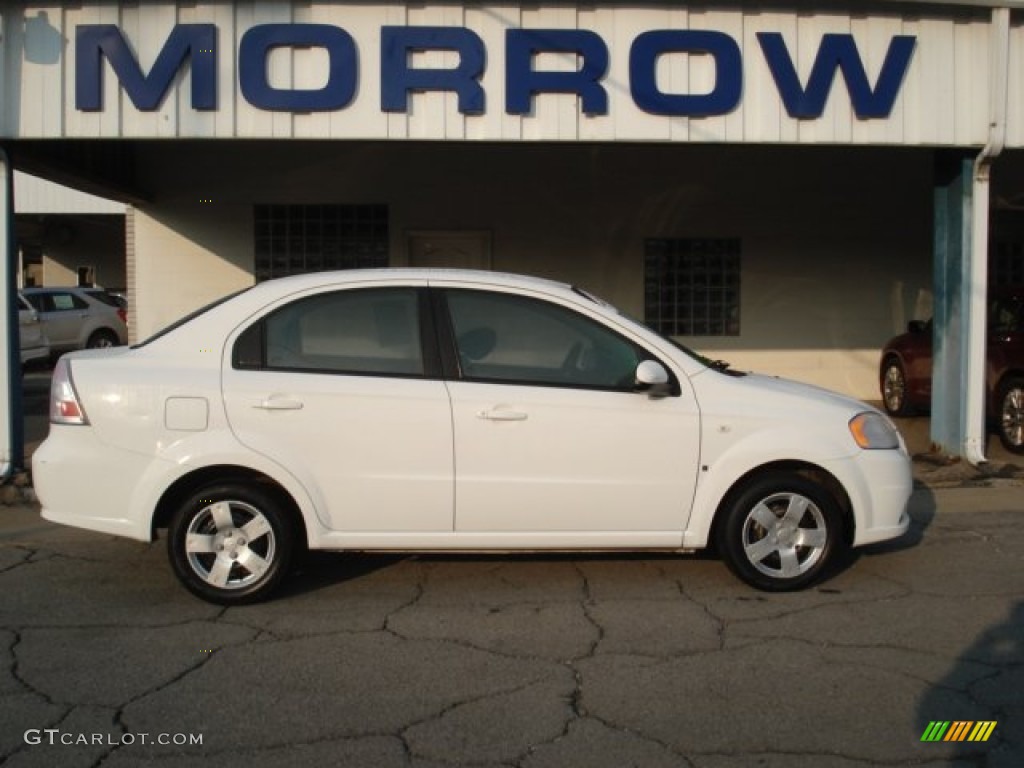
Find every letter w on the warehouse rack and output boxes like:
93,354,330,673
757,32,915,119
76,24,216,111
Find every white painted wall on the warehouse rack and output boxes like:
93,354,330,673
32,213,126,289
130,142,933,399
132,203,254,338
14,171,124,214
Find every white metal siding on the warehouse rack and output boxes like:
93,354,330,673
13,171,124,214
0,2,1009,145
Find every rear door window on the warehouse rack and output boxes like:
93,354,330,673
234,288,427,377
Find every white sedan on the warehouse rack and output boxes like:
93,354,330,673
34,270,911,603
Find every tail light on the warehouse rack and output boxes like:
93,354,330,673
50,357,89,425
117,308,128,324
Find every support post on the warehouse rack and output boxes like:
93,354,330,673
931,151,973,458
0,148,23,478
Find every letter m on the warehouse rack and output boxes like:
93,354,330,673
757,32,915,119
76,24,216,111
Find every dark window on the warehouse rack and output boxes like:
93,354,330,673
82,289,123,308
992,241,1024,287
644,238,741,336
989,295,1023,333
234,288,424,377
254,204,389,281
28,292,89,312
445,290,644,390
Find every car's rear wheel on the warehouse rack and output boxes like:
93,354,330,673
86,329,119,349
881,357,910,416
716,472,843,591
168,484,294,604
997,377,1024,455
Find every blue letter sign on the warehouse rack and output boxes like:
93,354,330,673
76,24,217,111
629,30,742,117
381,27,486,113
73,22,918,123
757,32,916,119
505,30,609,115
239,24,357,111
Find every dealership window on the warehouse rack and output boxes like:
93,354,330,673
254,204,388,281
992,241,1024,287
644,238,741,336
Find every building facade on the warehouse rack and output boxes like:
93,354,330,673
2,0,1023,464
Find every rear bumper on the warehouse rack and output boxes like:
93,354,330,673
33,426,156,542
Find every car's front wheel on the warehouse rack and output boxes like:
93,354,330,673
168,484,295,604
997,377,1024,455
881,357,910,416
716,472,843,591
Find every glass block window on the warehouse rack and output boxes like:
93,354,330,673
992,241,1024,287
254,204,389,281
644,238,741,336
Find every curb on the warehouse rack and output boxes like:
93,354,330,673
0,471,37,505
912,453,1024,490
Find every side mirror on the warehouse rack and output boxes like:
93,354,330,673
635,360,671,397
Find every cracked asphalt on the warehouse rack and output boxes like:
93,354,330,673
0,484,1021,767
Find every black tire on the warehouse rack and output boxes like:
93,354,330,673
168,484,295,605
86,329,119,349
880,356,911,417
716,472,843,592
997,377,1024,455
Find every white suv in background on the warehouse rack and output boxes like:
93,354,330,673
21,286,128,353
17,293,50,366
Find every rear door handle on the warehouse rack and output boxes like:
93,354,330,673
255,397,304,411
477,409,528,422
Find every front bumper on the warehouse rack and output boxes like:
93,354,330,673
833,447,913,547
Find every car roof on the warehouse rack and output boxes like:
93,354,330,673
242,268,578,302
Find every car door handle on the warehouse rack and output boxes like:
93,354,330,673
254,397,304,411
476,409,528,421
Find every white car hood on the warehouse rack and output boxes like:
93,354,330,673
687,368,883,461
710,370,873,417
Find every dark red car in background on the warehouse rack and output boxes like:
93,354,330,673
879,287,1024,454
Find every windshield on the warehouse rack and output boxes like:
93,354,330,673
571,285,731,372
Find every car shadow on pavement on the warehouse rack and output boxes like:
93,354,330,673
281,550,411,597
279,549,708,599
915,600,1024,762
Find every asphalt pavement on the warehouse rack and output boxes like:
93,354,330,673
0,482,1022,767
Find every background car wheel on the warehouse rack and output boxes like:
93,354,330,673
881,357,911,416
997,377,1024,455
168,484,295,605
86,329,119,349
715,472,843,592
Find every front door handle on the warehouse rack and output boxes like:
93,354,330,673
255,397,304,411
477,409,528,422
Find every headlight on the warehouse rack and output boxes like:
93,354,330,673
849,412,900,450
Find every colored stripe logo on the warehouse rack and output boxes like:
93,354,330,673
921,721,997,742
